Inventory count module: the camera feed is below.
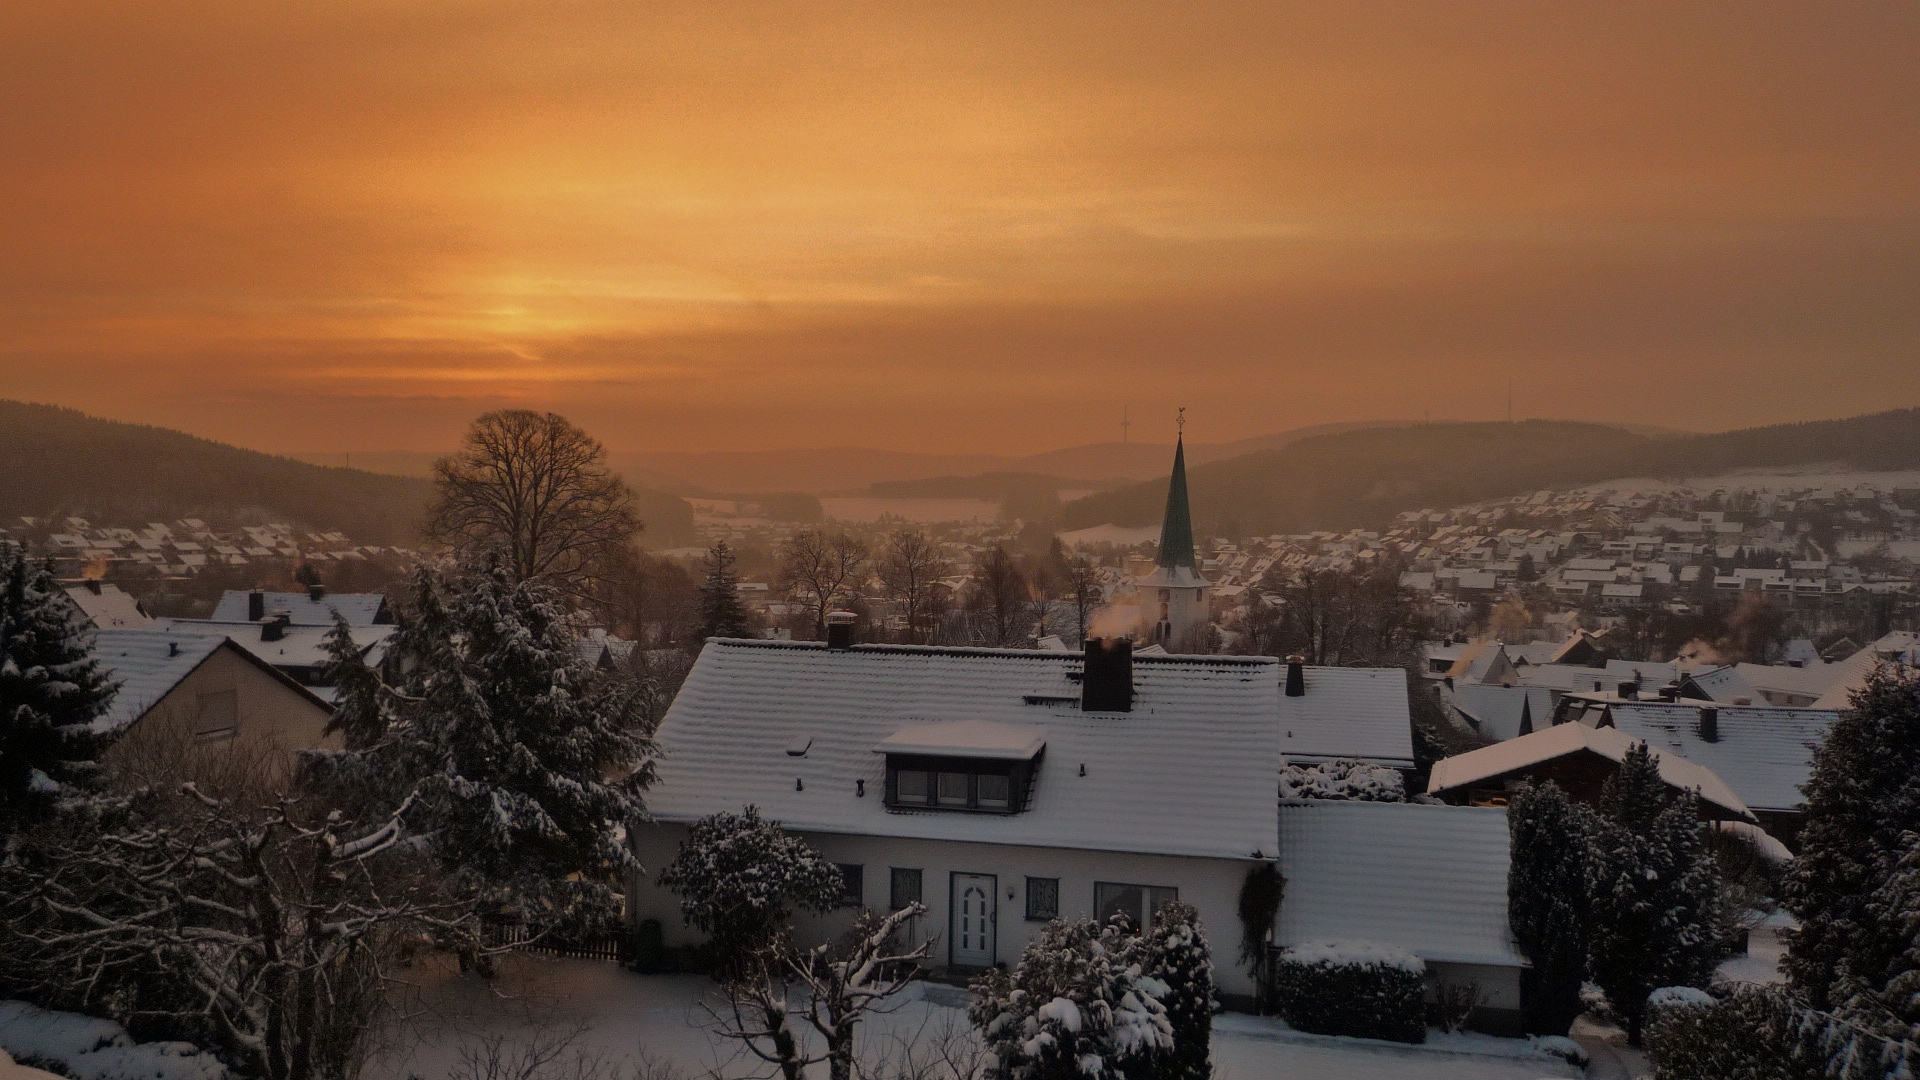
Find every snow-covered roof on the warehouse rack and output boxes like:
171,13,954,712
875,720,1047,760
1277,666,1415,768
1607,703,1836,814
1683,665,1761,704
152,618,394,671
1276,800,1524,968
1809,632,1920,710
1735,662,1841,701
88,630,231,731
1449,683,1555,742
209,590,388,626
61,584,152,630
648,639,1280,861
1426,721,1753,822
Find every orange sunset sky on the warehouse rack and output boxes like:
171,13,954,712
3,2,1917,455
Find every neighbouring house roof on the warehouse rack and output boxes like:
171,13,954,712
1735,662,1842,702
647,639,1281,861
61,584,152,630
1276,800,1525,968
209,590,389,626
88,630,231,731
1681,665,1763,705
151,618,394,673
1426,721,1754,822
1809,632,1920,710
1606,703,1837,815
1278,665,1416,769
1450,683,1556,742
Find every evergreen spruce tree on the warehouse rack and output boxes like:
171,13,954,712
697,540,750,641
1588,742,1726,1045
1143,901,1213,1080
1782,665,1920,1012
1508,781,1601,1035
0,543,117,832
317,558,656,936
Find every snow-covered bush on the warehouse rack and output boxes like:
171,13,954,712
1277,759,1405,802
0,1001,228,1080
1141,902,1212,1080
969,917,1173,1079
656,806,843,977
1271,940,1426,1044
1642,984,1826,1080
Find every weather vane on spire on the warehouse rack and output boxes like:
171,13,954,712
1176,406,1186,435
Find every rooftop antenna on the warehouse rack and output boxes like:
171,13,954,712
1122,404,1131,445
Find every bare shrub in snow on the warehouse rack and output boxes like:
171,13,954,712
705,903,932,1080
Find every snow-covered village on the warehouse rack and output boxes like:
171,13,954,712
5,6,1920,1080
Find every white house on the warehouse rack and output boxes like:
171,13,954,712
626,636,1282,1001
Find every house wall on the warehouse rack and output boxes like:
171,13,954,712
109,647,337,771
629,822,1262,999
1427,961,1525,1035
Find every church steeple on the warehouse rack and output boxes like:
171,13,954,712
1156,433,1196,571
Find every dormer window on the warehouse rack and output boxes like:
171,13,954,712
875,721,1045,815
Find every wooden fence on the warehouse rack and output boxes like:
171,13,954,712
484,922,630,963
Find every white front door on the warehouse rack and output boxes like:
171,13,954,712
951,873,997,968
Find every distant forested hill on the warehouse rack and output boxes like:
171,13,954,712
1060,408,1920,536
0,401,697,547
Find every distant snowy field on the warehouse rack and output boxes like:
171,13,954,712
365,955,1582,1080
1573,466,1920,498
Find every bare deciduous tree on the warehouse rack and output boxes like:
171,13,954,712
877,531,949,644
426,411,639,599
964,546,1030,647
777,529,869,640
707,904,932,1080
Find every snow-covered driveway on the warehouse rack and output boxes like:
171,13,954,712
370,955,1581,1080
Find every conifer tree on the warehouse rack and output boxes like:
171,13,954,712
317,558,655,936
1143,901,1214,1080
697,540,750,641
1782,665,1920,1012
1588,742,1726,1045
1508,781,1601,1035
0,543,116,831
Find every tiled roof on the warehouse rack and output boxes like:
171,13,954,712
88,629,230,730
648,639,1280,861
1608,703,1837,814
209,590,387,626
152,619,394,670
1426,720,1753,821
1278,666,1415,768
1450,683,1556,742
1276,800,1524,967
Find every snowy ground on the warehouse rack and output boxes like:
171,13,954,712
367,954,1583,1080
1718,924,1788,986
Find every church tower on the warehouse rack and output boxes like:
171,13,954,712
1138,423,1210,650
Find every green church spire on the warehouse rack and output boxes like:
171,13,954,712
1157,432,1196,571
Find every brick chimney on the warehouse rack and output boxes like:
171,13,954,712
1617,681,1639,701
1697,707,1719,743
1285,655,1306,697
248,590,266,621
260,611,291,642
1082,638,1134,713
308,583,326,602
825,610,857,651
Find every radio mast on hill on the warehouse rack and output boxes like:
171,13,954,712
1121,404,1131,444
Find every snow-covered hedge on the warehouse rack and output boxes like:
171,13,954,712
1272,940,1426,1044
0,1002,228,1080
1277,760,1405,802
